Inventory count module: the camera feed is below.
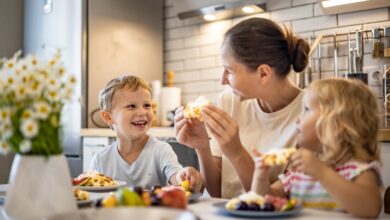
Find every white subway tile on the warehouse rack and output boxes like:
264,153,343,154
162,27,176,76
183,81,216,93
293,0,316,6
184,57,218,70
313,3,324,16
165,39,184,51
338,8,389,27
165,61,184,72
165,0,174,8
363,21,390,30
293,16,337,33
166,17,183,29
165,6,176,18
314,25,362,36
377,99,384,114
199,20,232,34
267,0,292,11
166,48,200,61
166,26,199,40
175,70,200,83
232,12,271,26
199,67,223,80
200,44,220,56
271,5,313,22
184,33,224,47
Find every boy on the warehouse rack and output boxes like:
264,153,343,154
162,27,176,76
90,75,203,192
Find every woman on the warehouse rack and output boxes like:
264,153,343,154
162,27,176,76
174,18,310,198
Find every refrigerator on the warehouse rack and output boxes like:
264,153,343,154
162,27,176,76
23,0,163,177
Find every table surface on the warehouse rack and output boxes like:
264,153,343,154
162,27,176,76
0,184,390,220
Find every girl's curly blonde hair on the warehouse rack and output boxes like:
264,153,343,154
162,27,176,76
308,78,380,165
99,75,151,111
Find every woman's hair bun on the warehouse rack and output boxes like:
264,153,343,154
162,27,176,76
286,31,310,73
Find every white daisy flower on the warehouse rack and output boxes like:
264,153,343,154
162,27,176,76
19,139,32,153
20,119,39,138
47,89,60,102
21,109,35,120
34,101,52,119
0,141,10,155
1,120,13,139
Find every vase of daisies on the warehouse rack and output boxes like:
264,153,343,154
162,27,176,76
0,51,78,220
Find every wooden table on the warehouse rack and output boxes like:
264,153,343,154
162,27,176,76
1,184,390,220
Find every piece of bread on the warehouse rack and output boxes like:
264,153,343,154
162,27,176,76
263,148,297,166
73,188,90,200
183,96,210,121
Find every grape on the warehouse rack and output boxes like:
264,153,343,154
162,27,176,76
247,203,260,211
235,201,248,210
263,202,275,211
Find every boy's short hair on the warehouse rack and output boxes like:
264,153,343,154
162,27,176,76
99,75,151,111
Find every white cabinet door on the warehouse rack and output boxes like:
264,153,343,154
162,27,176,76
381,142,390,188
83,137,111,171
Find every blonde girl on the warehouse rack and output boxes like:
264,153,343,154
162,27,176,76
252,78,382,218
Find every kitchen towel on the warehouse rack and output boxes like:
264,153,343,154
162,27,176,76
159,87,181,127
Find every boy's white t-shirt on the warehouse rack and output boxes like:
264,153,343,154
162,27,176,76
90,135,182,189
210,88,303,199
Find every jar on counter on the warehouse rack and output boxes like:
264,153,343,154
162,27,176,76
372,28,383,58
384,27,390,57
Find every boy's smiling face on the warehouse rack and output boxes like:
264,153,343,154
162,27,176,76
105,86,153,141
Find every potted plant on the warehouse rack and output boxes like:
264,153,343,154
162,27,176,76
0,51,78,220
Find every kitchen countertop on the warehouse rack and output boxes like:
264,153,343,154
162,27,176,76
80,127,175,138
81,128,390,142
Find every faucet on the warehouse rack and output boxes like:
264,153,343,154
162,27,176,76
353,29,363,73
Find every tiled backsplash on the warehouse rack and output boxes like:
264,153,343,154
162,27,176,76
164,0,390,111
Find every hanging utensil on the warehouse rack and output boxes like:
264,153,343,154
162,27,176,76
333,33,338,77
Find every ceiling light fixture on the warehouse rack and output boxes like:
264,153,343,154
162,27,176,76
242,6,256,14
174,0,266,22
203,14,217,21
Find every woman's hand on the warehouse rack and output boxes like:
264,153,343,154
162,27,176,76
290,148,326,178
201,105,243,158
176,167,204,193
174,106,210,151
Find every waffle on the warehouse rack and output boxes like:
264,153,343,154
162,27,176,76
183,96,210,121
263,148,297,166
73,170,116,187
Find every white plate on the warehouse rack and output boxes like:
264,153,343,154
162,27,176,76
76,199,94,207
213,201,303,218
73,180,126,192
45,207,196,220
188,192,202,203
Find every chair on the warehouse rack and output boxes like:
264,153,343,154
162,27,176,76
385,186,390,214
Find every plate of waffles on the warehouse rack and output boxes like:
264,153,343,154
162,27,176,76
72,170,126,192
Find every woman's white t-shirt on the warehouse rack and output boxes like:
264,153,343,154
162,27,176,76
210,88,303,198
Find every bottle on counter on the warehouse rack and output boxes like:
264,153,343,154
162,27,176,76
384,27,390,57
372,28,384,58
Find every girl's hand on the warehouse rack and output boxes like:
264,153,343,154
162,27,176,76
253,156,272,181
174,106,210,151
290,148,326,178
201,105,243,158
176,167,204,193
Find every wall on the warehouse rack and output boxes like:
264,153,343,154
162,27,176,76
88,0,163,128
0,0,24,183
163,0,390,108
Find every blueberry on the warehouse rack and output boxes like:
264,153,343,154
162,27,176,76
263,202,275,212
235,201,248,210
151,194,161,206
247,203,260,211
94,198,103,208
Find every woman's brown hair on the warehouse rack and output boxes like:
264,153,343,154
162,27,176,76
224,18,310,77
